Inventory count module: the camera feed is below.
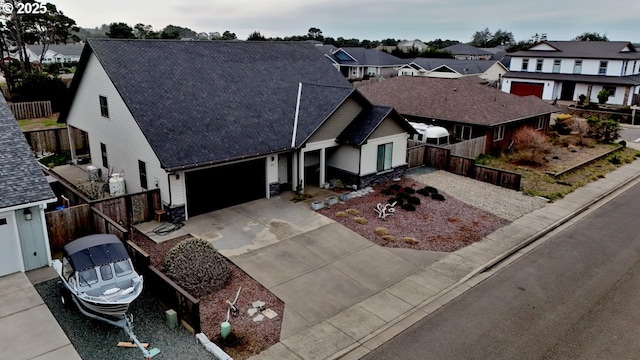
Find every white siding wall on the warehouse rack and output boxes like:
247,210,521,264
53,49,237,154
327,145,359,173
66,54,172,204
360,134,408,176
511,57,625,76
480,63,507,82
267,155,278,183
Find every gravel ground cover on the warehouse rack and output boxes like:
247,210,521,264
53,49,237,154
407,169,549,222
35,279,214,360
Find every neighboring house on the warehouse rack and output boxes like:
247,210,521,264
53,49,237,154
501,41,640,106
442,44,492,60
60,40,415,220
377,39,429,53
320,46,407,80
13,44,84,64
397,58,508,83
0,97,56,277
359,76,558,155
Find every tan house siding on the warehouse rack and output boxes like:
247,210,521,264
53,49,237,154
307,98,363,142
369,117,406,139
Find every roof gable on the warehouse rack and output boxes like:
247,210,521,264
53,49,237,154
64,40,353,170
337,105,414,145
358,77,558,126
0,98,55,209
443,44,491,56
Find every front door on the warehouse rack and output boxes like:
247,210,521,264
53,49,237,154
560,81,576,101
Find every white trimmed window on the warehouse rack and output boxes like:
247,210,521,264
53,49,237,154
552,59,561,73
536,59,543,72
454,124,472,140
99,95,109,118
573,60,582,74
599,61,608,75
376,143,393,172
493,125,505,141
521,59,529,71
536,117,544,130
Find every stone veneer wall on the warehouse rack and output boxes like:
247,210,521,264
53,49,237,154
327,165,408,189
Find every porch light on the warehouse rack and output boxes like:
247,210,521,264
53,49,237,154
24,208,32,221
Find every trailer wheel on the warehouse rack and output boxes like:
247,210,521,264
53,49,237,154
59,283,71,307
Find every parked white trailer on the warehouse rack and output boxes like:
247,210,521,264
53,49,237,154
409,122,450,146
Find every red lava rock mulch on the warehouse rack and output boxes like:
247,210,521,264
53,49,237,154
318,178,510,252
131,230,283,360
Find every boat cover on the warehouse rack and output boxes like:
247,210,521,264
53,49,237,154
64,234,129,271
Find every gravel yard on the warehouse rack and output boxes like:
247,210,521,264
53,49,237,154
406,168,549,222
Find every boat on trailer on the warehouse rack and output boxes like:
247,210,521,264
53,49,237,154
52,234,159,358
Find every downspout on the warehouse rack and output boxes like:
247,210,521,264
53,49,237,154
292,82,303,191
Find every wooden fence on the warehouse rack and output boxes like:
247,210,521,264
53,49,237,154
45,204,92,252
448,137,486,158
406,139,425,168
410,143,522,191
23,127,87,155
9,100,52,119
125,241,201,334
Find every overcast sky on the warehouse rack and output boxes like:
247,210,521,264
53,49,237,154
48,0,639,43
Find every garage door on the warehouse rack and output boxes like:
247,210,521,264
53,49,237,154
0,213,22,277
510,82,544,98
185,158,266,217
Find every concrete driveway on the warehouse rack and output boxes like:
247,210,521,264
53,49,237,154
173,192,448,339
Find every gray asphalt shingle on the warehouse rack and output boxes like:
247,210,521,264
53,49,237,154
69,40,354,171
512,41,640,60
0,98,55,209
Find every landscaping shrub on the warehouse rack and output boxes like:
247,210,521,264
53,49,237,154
396,191,411,199
389,197,403,206
354,217,368,224
382,235,395,242
381,188,392,195
335,211,348,218
407,196,421,205
511,127,552,164
609,155,621,165
586,115,620,143
403,187,415,194
403,237,419,245
431,193,445,201
416,188,430,196
401,203,416,211
163,238,231,298
389,184,401,192
425,186,438,194
597,89,610,104
346,208,360,215
374,227,390,236
552,114,574,135
619,140,627,147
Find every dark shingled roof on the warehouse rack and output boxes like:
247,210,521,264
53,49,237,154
443,44,492,56
329,47,406,66
409,58,505,75
64,40,354,171
0,98,55,209
502,71,640,86
512,41,640,60
358,76,558,126
337,105,412,145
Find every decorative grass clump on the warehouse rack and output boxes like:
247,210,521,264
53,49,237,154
401,203,416,211
346,208,360,216
163,238,230,298
431,193,445,201
396,191,411,199
388,197,403,206
354,217,368,225
374,227,390,236
389,184,402,192
403,187,416,194
336,211,348,218
416,188,430,197
382,235,396,242
407,196,421,205
403,237,419,245
425,186,438,194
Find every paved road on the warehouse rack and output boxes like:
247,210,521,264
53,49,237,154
620,125,640,145
363,181,640,360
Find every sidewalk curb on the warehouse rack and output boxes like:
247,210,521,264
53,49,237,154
331,164,640,360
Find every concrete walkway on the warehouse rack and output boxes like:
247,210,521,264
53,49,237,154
250,154,640,359
0,270,81,360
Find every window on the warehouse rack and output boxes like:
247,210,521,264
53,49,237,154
536,116,544,130
493,125,505,141
552,59,561,73
454,124,472,140
603,86,616,97
99,95,109,118
78,268,98,287
536,59,543,72
376,143,393,172
623,61,628,75
139,160,147,189
521,59,529,71
0,218,6,226
100,143,108,168
114,260,133,276
573,60,582,74
367,67,377,76
599,61,608,75
100,265,113,281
